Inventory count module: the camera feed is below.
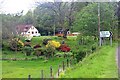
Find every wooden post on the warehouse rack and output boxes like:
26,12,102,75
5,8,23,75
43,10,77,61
50,66,52,78
70,59,72,67
28,75,31,80
67,59,69,67
99,37,102,46
62,61,65,71
110,37,112,46
58,65,60,77
41,70,43,79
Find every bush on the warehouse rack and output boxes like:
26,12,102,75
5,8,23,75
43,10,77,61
42,38,51,45
33,48,45,57
2,40,9,50
74,50,87,62
77,35,97,45
24,41,31,47
9,38,24,51
44,44,56,59
33,44,41,49
58,44,71,52
46,40,61,48
91,44,97,52
23,46,33,56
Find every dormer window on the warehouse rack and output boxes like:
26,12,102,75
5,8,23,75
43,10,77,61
36,31,37,33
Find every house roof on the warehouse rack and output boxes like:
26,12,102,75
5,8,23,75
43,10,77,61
16,24,33,33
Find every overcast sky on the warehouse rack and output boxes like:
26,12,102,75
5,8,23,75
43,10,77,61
0,0,119,14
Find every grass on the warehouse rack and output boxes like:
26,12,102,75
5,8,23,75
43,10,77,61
61,43,118,78
2,57,67,78
3,36,115,78
2,50,36,59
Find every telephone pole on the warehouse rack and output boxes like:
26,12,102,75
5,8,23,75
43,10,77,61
98,3,101,46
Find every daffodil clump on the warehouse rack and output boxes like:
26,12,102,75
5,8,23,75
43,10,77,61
46,40,61,48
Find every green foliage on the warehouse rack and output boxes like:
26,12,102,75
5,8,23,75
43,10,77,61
74,49,87,62
23,46,33,56
33,48,45,57
44,44,56,59
77,35,97,45
73,3,117,36
9,38,24,51
42,38,51,45
61,44,118,78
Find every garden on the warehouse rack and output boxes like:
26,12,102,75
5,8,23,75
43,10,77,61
2,35,98,78
1,1,119,79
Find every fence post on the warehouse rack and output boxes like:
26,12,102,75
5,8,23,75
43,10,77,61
70,59,72,67
62,61,65,71
28,75,31,80
50,66,52,78
67,59,69,67
58,65,60,77
41,70,44,79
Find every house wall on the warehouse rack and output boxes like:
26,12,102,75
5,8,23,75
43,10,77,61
22,26,40,37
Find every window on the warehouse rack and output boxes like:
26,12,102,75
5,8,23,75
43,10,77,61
32,31,34,34
28,32,30,33
36,31,37,33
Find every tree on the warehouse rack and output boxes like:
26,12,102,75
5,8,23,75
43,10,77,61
73,3,117,38
34,2,88,37
1,14,20,39
19,10,34,24
116,1,120,38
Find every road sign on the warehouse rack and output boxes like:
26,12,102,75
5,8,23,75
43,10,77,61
100,31,110,37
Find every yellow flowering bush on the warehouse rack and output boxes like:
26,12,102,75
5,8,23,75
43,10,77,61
9,38,24,51
46,40,61,48
18,40,24,46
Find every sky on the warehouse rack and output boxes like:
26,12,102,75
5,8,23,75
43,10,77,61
0,0,119,15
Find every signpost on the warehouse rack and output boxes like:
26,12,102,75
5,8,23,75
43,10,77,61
100,31,112,46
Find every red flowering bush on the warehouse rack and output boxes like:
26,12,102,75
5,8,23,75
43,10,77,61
59,44,70,52
33,44,41,49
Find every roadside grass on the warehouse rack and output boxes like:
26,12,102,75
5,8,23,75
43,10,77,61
61,43,118,78
2,57,66,78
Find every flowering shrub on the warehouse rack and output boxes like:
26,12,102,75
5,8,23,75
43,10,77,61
9,38,24,51
33,44,41,49
46,40,61,48
58,44,70,52
43,38,51,45
45,43,56,59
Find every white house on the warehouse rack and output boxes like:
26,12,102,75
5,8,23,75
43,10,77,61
72,32,80,36
16,25,41,37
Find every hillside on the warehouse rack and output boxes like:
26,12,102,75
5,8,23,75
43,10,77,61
61,43,118,78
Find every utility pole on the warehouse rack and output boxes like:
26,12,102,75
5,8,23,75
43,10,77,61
53,0,56,36
98,2,101,46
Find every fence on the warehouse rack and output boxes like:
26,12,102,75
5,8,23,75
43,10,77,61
28,59,75,79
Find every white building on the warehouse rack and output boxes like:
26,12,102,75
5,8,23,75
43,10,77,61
16,24,41,37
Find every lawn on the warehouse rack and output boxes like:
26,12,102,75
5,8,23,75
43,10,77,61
2,57,67,78
61,43,118,78
3,36,113,78
2,36,77,78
